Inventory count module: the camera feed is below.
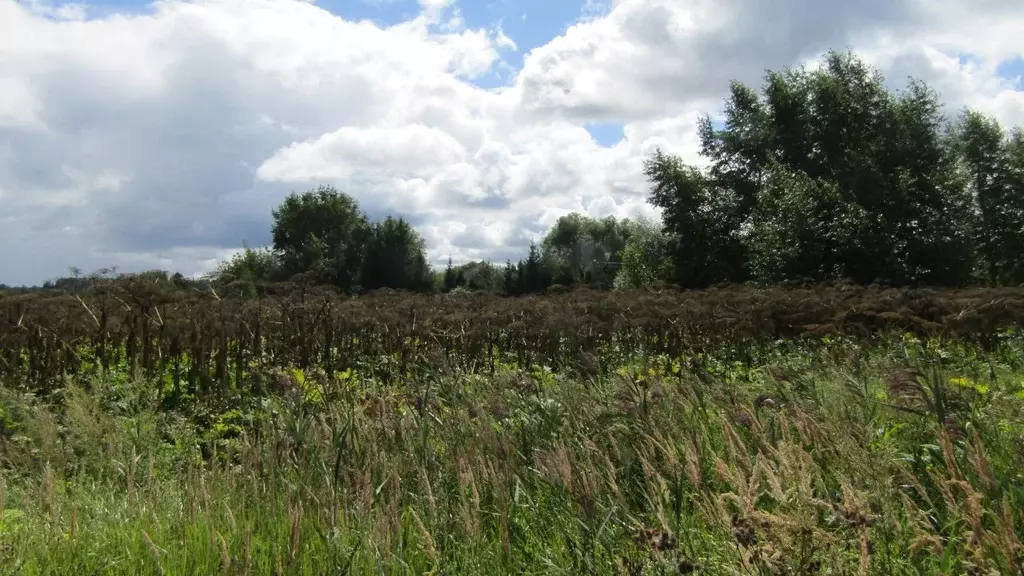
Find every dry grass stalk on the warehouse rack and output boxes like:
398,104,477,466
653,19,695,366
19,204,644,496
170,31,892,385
218,531,231,572
499,507,511,561
288,500,303,563
141,530,165,576
456,456,480,539
40,462,56,515
419,466,436,520
244,526,253,576
128,445,137,506
552,443,574,492
965,432,994,492
225,504,237,532
146,448,154,495
410,507,438,564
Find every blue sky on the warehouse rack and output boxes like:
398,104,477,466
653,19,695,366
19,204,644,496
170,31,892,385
997,56,1024,88
326,0,593,65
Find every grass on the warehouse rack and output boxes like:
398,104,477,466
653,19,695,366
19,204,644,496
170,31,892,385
1,333,1023,574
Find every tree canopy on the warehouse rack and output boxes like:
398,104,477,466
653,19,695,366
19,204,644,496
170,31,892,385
209,185,433,294
271,185,371,289
192,49,1023,298
649,50,1022,288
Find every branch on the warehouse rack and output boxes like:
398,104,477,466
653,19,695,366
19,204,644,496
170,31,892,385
75,293,101,329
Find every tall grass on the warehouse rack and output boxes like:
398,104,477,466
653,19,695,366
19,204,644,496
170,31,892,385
0,334,1022,574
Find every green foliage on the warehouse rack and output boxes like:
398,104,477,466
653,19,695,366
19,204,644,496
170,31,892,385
883,79,975,285
2,337,1024,574
745,162,868,283
254,186,435,293
439,260,505,293
442,258,458,292
515,242,552,295
645,150,746,288
211,243,281,285
271,185,370,289
612,217,668,290
952,110,1024,285
503,259,516,295
649,50,1017,288
360,216,432,292
541,213,629,288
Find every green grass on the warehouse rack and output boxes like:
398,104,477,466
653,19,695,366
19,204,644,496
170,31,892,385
1,334,1023,574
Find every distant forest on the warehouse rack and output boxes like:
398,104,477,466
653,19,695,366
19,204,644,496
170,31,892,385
5,50,1023,297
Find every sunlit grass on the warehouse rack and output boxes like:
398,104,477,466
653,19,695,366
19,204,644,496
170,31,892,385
1,335,1023,574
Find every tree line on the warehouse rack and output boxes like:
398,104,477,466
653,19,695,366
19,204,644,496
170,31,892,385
6,50,1022,296
647,50,1024,289
211,187,665,296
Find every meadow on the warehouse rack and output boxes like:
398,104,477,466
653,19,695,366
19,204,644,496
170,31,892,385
0,284,1022,574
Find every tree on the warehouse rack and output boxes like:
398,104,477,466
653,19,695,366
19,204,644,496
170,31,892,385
516,242,551,294
443,258,458,292
612,217,669,290
540,213,627,288
697,81,770,220
953,110,1024,284
881,80,973,285
744,163,868,283
271,185,370,289
456,260,502,292
675,50,977,287
1008,130,1024,283
502,259,518,295
360,216,432,291
212,243,281,285
645,149,746,288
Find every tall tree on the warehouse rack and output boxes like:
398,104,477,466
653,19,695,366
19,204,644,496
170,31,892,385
271,185,369,289
745,163,867,283
459,261,503,292
612,217,669,290
443,258,458,292
503,260,518,295
645,149,746,288
360,216,431,291
684,50,976,286
517,242,550,294
540,213,627,288
881,80,973,285
953,111,1024,284
697,81,770,220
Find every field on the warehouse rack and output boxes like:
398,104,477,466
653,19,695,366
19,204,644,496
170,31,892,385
1,284,1023,574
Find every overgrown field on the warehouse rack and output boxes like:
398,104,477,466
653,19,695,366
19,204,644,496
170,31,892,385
1,286,1023,574
2,283,1023,394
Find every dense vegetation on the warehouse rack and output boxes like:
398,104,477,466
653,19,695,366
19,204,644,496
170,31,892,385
1,282,1023,394
204,51,1024,297
2,50,1024,574
1,283,1023,574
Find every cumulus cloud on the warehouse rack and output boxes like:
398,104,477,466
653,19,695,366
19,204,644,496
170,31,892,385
0,0,1022,284
513,0,1024,124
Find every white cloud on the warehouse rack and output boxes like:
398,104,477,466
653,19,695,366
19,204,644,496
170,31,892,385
493,22,517,51
0,0,1022,284
513,0,1024,126
259,124,468,183
419,0,454,11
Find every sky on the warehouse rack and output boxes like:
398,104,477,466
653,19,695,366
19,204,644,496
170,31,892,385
1,0,1023,285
